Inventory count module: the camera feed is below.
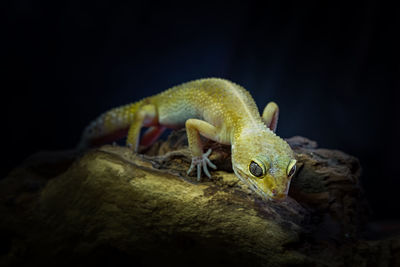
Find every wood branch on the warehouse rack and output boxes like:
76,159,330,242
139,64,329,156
0,130,398,267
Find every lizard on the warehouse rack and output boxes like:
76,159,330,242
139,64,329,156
78,78,297,201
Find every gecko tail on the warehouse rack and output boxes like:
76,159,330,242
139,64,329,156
77,100,146,150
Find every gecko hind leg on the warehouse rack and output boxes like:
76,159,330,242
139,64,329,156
126,104,158,152
185,119,220,181
262,101,279,132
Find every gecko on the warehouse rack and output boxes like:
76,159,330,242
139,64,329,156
78,78,297,201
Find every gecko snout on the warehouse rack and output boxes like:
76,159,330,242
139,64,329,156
270,189,287,201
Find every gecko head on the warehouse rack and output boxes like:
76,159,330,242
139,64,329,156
231,127,297,201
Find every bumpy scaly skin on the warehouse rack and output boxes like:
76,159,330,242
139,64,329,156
79,78,297,200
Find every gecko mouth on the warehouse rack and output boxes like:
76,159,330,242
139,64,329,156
233,168,271,200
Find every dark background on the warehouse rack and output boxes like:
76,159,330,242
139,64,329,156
3,1,400,220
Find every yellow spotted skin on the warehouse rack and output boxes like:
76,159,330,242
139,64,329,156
79,78,297,200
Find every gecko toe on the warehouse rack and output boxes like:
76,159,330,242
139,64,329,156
204,157,217,169
203,163,211,178
197,163,201,181
187,162,195,175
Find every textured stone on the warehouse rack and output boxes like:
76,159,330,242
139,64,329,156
0,130,397,267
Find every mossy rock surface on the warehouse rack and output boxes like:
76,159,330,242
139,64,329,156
0,131,398,267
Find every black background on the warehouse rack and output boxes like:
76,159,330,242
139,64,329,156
3,1,400,220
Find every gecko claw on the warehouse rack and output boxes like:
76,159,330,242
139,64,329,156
187,148,217,181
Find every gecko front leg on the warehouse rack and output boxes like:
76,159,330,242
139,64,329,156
185,119,219,181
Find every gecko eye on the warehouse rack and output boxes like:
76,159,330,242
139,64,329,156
287,160,297,178
249,161,264,177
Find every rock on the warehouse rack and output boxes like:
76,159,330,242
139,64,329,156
0,130,398,267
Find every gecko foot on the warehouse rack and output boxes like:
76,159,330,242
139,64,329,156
187,148,217,181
